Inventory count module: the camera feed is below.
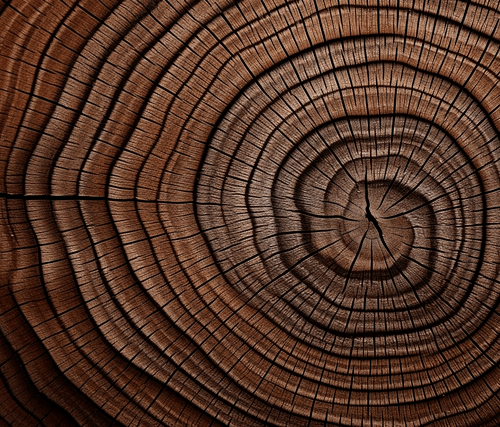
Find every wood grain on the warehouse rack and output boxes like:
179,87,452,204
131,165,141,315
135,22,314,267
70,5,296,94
2,0,500,426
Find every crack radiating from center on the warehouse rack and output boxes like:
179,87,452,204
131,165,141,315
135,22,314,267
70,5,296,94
364,174,385,243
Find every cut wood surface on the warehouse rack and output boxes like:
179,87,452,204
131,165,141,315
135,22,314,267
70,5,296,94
2,0,500,426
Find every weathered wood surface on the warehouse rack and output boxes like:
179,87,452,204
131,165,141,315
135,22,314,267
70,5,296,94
2,0,500,426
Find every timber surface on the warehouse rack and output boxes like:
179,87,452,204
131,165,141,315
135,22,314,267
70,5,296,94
2,0,500,426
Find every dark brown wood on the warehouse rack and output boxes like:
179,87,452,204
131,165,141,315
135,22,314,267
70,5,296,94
2,0,500,425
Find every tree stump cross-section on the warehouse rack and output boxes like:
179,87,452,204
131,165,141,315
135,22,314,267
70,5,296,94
2,0,500,426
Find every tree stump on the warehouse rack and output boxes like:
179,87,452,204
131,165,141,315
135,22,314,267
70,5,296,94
2,0,500,426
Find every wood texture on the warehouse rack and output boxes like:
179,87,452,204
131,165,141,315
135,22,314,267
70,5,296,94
2,0,500,426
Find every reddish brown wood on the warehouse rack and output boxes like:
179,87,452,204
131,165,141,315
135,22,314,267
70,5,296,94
2,0,500,426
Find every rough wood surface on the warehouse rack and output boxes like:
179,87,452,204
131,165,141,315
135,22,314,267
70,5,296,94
2,0,500,426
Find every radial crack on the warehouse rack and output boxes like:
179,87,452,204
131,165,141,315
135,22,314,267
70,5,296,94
364,173,386,246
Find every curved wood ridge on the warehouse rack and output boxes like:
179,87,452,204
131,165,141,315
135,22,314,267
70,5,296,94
2,0,500,426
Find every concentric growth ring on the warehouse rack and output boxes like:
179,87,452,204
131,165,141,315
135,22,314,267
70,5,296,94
2,1,500,426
